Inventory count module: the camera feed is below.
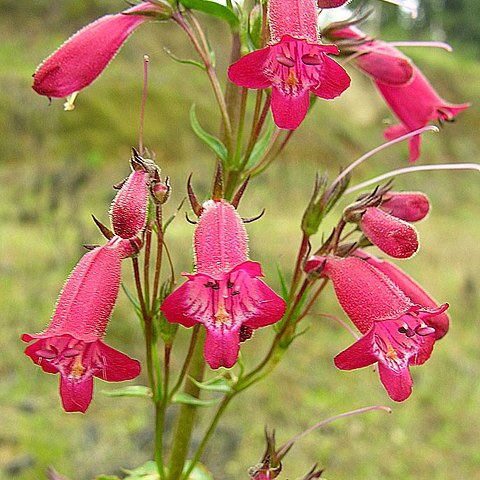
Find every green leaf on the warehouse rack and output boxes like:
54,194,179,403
121,284,142,318
184,461,214,480
244,119,275,169
123,461,159,479
95,476,121,480
179,0,239,28
102,386,152,398
163,47,205,70
275,262,289,302
172,392,220,407
190,105,228,161
188,376,232,393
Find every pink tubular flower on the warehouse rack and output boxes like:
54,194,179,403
376,70,470,162
110,166,150,239
315,255,448,401
228,0,350,130
317,255,448,401
380,191,430,222
359,251,449,339
32,2,167,99
359,207,419,259
327,25,469,161
22,236,141,412
161,200,286,369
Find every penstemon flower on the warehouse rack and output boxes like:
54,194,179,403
161,199,286,369
308,255,448,401
228,0,350,129
22,236,141,412
325,25,469,162
359,251,450,339
32,2,172,100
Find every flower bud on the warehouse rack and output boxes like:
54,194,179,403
110,168,149,239
359,207,419,259
151,176,171,205
381,191,430,222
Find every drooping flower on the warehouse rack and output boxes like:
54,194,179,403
32,2,172,99
22,236,141,412
313,255,448,401
161,200,286,369
228,0,350,129
325,25,469,161
359,250,449,339
376,70,470,162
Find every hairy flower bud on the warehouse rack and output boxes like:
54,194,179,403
110,168,150,239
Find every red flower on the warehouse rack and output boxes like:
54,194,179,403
228,0,350,129
376,70,469,162
22,237,141,412
32,2,168,99
161,200,286,369
327,25,469,161
359,251,449,339
313,255,448,401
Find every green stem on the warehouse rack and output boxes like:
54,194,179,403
132,258,156,394
173,12,233,153
167,328,206,480
151,206,164,311
181,394,234,480
169,325,201,400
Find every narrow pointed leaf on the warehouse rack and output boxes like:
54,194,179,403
164,47,205,70
190,105,228,161
244,120,275,169
276,262,289,301
172,392,220,407
179,0,239,28
102,385,152,398
188,376,232,393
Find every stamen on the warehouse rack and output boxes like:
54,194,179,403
63,91,78,111
35,349,57,359
415,324,436,336
276,55,295,68
302,54,322,65
63,348,82,358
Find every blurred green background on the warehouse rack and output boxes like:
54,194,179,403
1,1,479,479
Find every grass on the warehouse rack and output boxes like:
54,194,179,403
1,4,479,479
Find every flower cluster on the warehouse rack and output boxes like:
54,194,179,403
22,152,159,412
305,191,449,401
